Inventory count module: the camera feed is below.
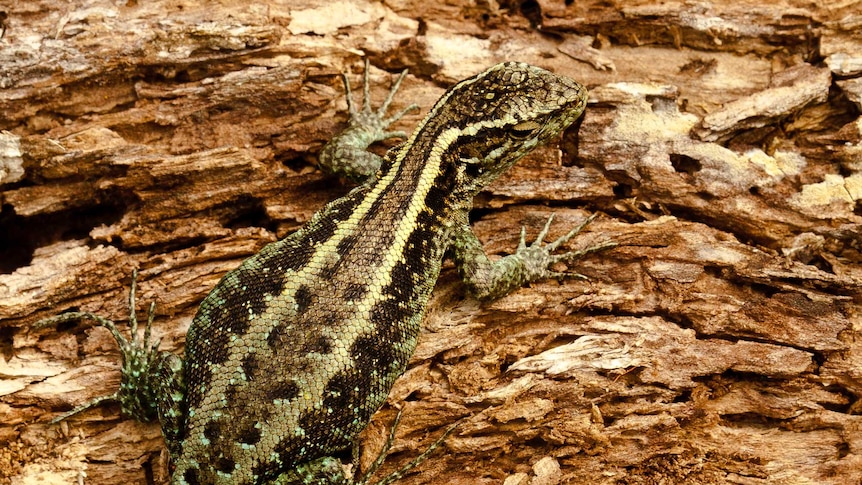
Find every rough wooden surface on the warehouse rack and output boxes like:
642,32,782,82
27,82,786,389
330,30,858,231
1,1,861,484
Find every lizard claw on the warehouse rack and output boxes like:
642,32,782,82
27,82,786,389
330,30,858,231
320,59,420,180
36,270,164,424
517,213,615,282
342,59,419,135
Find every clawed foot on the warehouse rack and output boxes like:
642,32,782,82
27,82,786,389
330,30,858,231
453,212,615,300
319,59,420,180
357,410,463,485
36,270,162,423
342,59,419,142
516,213,617,281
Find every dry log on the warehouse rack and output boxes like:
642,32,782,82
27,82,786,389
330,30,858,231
1,1,860,484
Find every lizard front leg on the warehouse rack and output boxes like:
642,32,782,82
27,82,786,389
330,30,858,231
318,59,418,181
452,213,616,300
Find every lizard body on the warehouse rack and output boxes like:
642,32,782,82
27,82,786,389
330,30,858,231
41,62,603,484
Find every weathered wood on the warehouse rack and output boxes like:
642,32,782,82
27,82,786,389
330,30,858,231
1,0,860,484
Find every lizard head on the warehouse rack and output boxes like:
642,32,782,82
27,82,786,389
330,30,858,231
410,62,589,194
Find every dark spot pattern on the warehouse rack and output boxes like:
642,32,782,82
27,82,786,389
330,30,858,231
342,282,368,302
350,333,398,375
214,456,236,474
266,323,289,350
369,298,414,343
321,372,355,415
335,233,359,255
241,354,258,380
204,420,222,442
224,314,251,336
403,223,437,272
232,259,287,318
207,428,244,479
387,263,414,300
300,307,339,330
304,219,337,247
238,424,262,446
183,468,200,485
264,379,300,402
294,285,312,313
225,382,242,403
318,257,341,280
308,335,333,355
423,183,450,213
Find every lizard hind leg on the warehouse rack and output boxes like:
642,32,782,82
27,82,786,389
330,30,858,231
358,410,463,485
36,270,185,458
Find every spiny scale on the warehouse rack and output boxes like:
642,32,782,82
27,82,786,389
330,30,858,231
41,62,597,485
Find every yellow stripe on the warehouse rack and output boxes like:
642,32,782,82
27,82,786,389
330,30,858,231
185,71,493,459
363,126,459,301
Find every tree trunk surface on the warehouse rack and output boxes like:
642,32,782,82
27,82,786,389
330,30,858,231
1,1,860,484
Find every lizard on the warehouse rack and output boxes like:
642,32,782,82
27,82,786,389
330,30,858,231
38,60,611,484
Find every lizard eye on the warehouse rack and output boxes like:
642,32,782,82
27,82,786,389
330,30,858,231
510,120,542,139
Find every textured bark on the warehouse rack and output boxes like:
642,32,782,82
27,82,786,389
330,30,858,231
1,1,861,484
